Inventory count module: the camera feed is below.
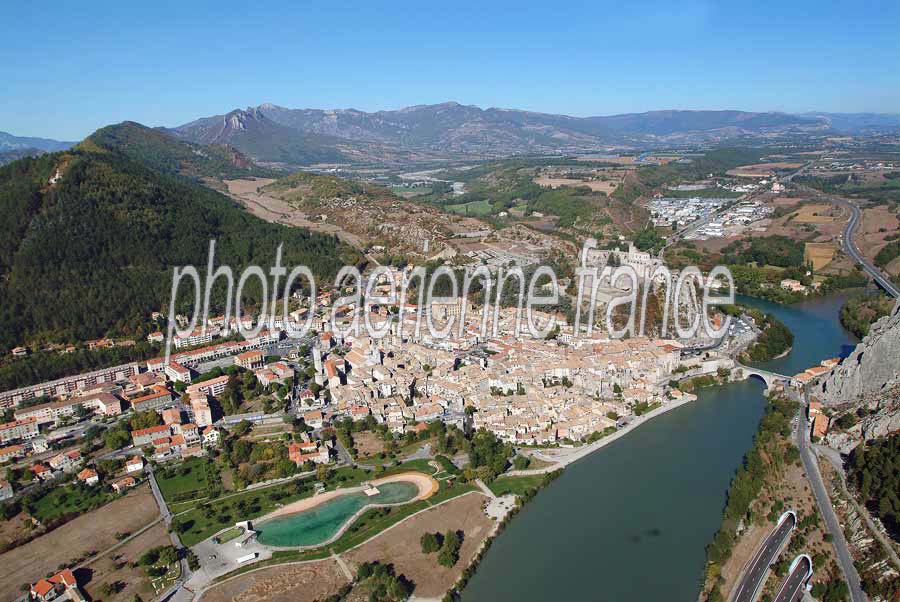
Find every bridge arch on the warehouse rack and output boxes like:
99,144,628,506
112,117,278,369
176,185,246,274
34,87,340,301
747,372,770,388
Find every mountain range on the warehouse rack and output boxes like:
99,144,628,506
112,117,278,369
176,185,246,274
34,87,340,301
8,104,900,170
0,131,77,167
167,103,900,166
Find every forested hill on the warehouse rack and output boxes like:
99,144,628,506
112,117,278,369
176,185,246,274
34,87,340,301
81,121,275,181
0,146,361,352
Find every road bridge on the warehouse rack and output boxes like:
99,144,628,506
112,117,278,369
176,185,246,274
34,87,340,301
732,364,793,390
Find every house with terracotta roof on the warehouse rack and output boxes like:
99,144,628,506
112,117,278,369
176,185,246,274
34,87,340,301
201,425,220,447
112,476,136,493
289,441,330,465
811,413,830,440
31,569,84,602
48,450,82,472
235,350,264,370
126,456,144,473
77,467,99,486
130,385,173,412
131,423,172,447
303,410,325,429
162,408,182,425
32,462,53,480
0,443,24,463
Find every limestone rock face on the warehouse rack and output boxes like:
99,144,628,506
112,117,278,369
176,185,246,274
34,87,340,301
861,405,900,440
813,304,900,405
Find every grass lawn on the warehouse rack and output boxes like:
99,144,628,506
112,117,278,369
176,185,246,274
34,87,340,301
434,455,460,475
523,456,554,470
488,474,548,497
445,199,492,216
215,527,243,543
28,483,114,522
156,458,210,502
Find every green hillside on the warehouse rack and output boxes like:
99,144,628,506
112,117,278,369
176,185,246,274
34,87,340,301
82,121,274,180
260,171,378,206
0,145,360,352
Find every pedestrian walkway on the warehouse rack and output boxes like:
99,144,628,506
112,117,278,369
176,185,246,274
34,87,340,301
332,551,354,581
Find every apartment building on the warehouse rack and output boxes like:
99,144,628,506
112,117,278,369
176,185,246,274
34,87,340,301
0,362,140,409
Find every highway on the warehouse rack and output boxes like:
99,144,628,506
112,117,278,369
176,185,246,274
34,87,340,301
772,555,813,602
792,183,900,299
731,511,796,602
796,396,868,602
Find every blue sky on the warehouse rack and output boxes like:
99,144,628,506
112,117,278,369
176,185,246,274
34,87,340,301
2,0,899,140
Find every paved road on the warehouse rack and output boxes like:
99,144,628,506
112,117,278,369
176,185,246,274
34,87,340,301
773,556,812,602
147,465,191,601
794,183,900,299
732,512,796,602
797,396,867,602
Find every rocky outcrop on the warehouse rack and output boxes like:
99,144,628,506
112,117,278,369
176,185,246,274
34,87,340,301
813,303,900,405
824,398,900,453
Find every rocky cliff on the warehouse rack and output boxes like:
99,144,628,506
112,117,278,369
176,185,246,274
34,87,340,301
814,302,900,405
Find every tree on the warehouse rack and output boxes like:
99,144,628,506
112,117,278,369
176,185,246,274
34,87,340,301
105,428,131,449
130,410,162,431
157,545,178,566
420,532,441,553
232,420,252,437
468,429,513,480
438,530,462,567
316,463,331,483
512,455,530,471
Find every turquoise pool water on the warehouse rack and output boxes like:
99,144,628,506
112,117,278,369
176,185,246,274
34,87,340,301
256,481,419,547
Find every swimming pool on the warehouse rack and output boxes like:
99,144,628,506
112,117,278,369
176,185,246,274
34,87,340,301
256,481,419,547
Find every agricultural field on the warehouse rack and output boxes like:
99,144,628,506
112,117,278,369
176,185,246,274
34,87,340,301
0,484,159,602
445,199,492,216
82,522,172,602
805,242,837,271
792,203,840,224
201,558,348,602
727,162,804,177
344,491,493,598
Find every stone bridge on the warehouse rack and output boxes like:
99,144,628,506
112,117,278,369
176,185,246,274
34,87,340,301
732,364,793,390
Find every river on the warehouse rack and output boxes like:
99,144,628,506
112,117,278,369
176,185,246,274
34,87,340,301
460,293,857,602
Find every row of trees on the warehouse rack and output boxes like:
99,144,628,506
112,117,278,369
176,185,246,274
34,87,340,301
704,395,798,590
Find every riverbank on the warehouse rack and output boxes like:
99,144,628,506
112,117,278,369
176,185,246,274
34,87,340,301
515,392,698,473
461,293,857,602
